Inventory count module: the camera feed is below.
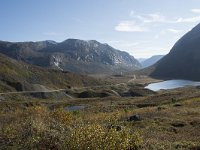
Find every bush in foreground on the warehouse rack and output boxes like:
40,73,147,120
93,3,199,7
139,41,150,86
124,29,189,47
0,106,143,150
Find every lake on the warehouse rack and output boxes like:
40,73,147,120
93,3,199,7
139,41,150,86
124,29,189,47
145,80,200,91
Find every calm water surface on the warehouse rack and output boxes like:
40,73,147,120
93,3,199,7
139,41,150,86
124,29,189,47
65,105,85,111
145,80,200,91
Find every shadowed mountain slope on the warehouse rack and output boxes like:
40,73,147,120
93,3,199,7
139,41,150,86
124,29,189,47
150,23,200,81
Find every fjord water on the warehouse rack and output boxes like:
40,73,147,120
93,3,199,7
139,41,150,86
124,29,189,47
145,80,200,91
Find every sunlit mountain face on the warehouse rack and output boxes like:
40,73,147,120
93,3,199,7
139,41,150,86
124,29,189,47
0,39,141,74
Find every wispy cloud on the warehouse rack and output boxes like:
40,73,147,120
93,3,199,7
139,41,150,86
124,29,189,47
136,13,167,23
130,10,200,24
191,9,200,13
167,28,182,34
154,28,182,40
114,21,148,32
175,16,200,23
137,13,200,24
114,10,199,56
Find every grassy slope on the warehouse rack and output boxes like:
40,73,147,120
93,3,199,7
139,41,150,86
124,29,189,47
0,54,105,92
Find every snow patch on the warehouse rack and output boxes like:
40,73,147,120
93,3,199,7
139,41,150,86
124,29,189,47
52,56,63,71
94,43,98,47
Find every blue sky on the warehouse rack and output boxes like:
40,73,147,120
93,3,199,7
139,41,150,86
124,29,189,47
1,0,200,58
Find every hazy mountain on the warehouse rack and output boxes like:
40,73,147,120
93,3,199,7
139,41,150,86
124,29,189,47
150,23,200,81
141,55,164,68
0,39,141,74
137,58,147,63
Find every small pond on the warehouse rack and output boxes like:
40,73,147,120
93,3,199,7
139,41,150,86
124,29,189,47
145,80,200,91
65,105,85,111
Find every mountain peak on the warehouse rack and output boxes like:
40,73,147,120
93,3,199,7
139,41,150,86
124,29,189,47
0,39,141,74
45,40,57,44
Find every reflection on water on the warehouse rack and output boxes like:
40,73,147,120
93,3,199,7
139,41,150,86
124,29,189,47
145,80,200,91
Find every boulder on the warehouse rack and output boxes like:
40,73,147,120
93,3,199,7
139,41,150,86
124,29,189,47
128,114,142,122
171,121,186,127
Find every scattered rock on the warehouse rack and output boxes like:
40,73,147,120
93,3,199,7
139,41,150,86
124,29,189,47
30,92,50,99
157,106,166,111
171,121,186,127
190,120,200,127
0,96,5,101
108,125,122,131
24,102,36,107
173,103,182,107
168,127,178,133
128,114,142,122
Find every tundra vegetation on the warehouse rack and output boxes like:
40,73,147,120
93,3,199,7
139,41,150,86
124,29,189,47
0,79,200,149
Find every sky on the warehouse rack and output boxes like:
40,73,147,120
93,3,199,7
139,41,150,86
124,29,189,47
1,0,200,58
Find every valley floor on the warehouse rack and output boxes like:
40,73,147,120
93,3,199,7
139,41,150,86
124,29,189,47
0,76,200,150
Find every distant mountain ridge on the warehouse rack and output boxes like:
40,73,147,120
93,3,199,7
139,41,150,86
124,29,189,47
137,58,147,63
141,55,164,68
0,39,141,74
150,23,200,81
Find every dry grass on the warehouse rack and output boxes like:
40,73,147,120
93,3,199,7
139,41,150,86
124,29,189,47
0,86,200,149
0,106,143,150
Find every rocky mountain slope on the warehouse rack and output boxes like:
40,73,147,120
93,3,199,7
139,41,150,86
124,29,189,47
150,23,200,81
0,39,141,74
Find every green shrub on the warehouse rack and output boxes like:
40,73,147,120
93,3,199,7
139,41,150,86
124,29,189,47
0,106,143,150
66,124,143,150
